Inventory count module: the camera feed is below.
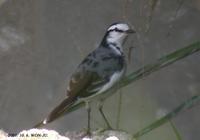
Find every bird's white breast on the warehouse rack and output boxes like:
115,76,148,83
96,67,125,95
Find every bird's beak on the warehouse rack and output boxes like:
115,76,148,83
126,29,136,34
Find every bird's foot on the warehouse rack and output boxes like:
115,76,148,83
80,128,92,138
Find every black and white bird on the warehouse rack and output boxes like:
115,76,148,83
34,22,135,130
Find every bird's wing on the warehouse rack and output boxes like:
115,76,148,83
67,69,109,99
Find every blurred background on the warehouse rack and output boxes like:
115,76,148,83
0,0,200,139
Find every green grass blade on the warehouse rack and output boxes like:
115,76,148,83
133,95,200,139
169,120,182,140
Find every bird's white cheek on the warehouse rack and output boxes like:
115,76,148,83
107,33,127,45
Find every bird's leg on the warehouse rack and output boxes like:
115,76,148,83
98,100,112,129
85,101,91,135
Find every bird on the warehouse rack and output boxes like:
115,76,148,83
34,22,135,132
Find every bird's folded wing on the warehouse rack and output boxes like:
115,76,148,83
67,70,109,98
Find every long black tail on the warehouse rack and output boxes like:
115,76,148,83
34,96,76,128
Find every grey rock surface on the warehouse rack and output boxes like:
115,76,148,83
0,0,200,140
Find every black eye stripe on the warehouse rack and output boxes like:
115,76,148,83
109,28,124,33
115,29,124,32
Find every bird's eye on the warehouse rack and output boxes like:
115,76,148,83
114,28,124,33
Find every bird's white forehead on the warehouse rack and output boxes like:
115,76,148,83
108,23,130,31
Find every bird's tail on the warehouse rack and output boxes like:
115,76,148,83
33,96,76,128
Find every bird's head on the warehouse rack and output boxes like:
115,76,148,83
105,22,135,46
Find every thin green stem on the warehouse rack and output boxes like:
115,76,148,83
116,90,123,129
169,120,182,140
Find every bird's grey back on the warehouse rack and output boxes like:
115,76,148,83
77,45,126,79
